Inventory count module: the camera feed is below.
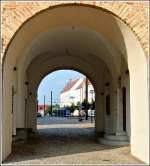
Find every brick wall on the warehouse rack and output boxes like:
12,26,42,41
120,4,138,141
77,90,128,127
1,1,149,57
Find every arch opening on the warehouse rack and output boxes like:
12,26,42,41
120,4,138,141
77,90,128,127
36,69,96,126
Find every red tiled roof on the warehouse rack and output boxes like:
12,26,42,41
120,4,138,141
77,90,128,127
83,78,91,85
61,78,80,93
76,82,83,90
38,105,49,110
76,79,92,90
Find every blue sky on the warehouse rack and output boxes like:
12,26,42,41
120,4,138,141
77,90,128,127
37,70,85,105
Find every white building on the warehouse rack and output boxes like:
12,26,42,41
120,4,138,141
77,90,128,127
60,77,95,107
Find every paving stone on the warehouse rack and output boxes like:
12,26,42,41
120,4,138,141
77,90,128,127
4,116,144,164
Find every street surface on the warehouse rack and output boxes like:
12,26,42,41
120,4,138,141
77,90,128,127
5,116,144,164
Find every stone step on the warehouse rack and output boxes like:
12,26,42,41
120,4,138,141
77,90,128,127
98,138,129,146
12,129,28,142
104,134,128,141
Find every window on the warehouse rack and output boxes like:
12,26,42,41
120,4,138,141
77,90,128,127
106,95,110,115
123,87,126,131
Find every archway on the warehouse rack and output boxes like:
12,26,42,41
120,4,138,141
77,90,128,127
36,69,95,120
2,4,149,164
32,69,97,133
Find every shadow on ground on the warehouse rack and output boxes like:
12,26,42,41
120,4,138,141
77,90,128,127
4,117,144,164
5,128,127,164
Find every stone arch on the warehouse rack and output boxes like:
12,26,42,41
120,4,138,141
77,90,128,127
34,67,98,130
25,52,112,134
1,3,149,164
1,2,148,58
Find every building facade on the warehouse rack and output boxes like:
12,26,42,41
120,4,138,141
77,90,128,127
37,105,49,116
60,77,95,107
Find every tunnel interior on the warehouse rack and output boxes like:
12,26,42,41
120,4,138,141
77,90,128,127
2,5,149,163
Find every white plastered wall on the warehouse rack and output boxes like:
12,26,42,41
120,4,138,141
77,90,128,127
1,5,149,164
120,58,131,140
117,20,149,163
103,67,116,134
26,53,109,132
0,60,2,163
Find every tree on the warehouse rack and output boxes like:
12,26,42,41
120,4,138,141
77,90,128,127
53,104,60,110
68,103,76,113
90,100,95,110
82,99,90,110
81,99,90,120
76,101,81,110
45,105,52,116
45,104,60,116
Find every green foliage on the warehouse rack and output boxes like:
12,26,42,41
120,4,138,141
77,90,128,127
76,101,81,110
45,106,52,115
90,100,95,110
82,99,90,110
65,105,70,110
61,100,95,114
53,104,60,110
45,104,60,115
68,103,76,113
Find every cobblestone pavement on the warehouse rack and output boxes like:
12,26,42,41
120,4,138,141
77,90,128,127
5,116,144,165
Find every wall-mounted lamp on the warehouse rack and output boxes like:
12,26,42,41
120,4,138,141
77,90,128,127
125,70,129,75
101,92,104,96
105,82,109,87
25,81,29,85
118,76,121,81
13,67,17,71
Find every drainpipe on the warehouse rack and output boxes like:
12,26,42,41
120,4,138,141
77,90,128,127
85,77,88,120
